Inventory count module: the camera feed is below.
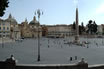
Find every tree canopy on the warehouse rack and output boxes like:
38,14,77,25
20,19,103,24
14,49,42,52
72,21,85,35
86,20,97,34
0,0,9,17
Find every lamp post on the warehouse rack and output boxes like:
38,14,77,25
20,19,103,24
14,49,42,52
35,9,43,61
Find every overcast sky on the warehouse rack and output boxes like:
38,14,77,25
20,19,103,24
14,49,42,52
1,0,104,25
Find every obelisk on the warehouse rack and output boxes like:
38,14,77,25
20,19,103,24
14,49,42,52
75,8,79,43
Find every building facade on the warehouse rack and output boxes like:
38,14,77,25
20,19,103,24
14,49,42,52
19,16,42,38
0,14,21,40
47,25,74,38
0,19,11,38
97,25,103,35
29,16,42,38
6,14,21,40
19,19,32,38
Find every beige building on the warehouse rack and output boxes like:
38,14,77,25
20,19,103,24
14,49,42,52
0,19,11,38
47,25,74,38
29,16,42,38
19,16,42,38
5,14,21,40
19,19,32,38
97,25,103,35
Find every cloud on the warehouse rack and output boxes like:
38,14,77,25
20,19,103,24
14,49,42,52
96,3,104,15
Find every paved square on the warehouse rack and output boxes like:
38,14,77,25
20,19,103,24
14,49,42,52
0,37,104,65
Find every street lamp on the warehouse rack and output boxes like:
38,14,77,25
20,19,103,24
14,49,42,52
35,9,43,61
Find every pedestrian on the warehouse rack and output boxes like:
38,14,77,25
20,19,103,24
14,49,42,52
70,57,72,61
48,45,49,48
87,46,89,48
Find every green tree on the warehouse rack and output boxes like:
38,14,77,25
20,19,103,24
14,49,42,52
78,22,85,35
79,22,85,35
86,20,93,34
93,21,97,34
0,0,9,17
81,22,85,32
86,20,97,34
72,21,76,30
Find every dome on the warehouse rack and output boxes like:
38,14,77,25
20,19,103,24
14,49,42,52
5,14,18,25
29,16,40,26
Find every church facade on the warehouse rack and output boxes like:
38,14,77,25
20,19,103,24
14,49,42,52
0,19,11,38
0,14,21,40
19,16,42,38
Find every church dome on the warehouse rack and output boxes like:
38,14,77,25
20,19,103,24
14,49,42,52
29,16,40,26
5,14,18,25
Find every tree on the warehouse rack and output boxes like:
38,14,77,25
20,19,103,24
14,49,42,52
78,22,85,35
79,22,85,35
72,21,76,30
0,0,9,17
86,20,97,34
72,21,85,35
93,21,97,34
86,20,93,34
81,22,85,32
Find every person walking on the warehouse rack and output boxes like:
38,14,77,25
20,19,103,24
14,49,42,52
70,57,72,61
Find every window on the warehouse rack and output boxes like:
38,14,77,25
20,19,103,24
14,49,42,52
3,27,5,30
3,35,5,37
7,27,9,30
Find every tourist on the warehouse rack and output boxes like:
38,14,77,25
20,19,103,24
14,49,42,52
87,46,89,48
70,57,72,61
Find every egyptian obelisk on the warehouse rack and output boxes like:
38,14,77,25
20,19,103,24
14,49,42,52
75,8,79,43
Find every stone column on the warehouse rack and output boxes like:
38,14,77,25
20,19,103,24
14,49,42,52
75,8,79,43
